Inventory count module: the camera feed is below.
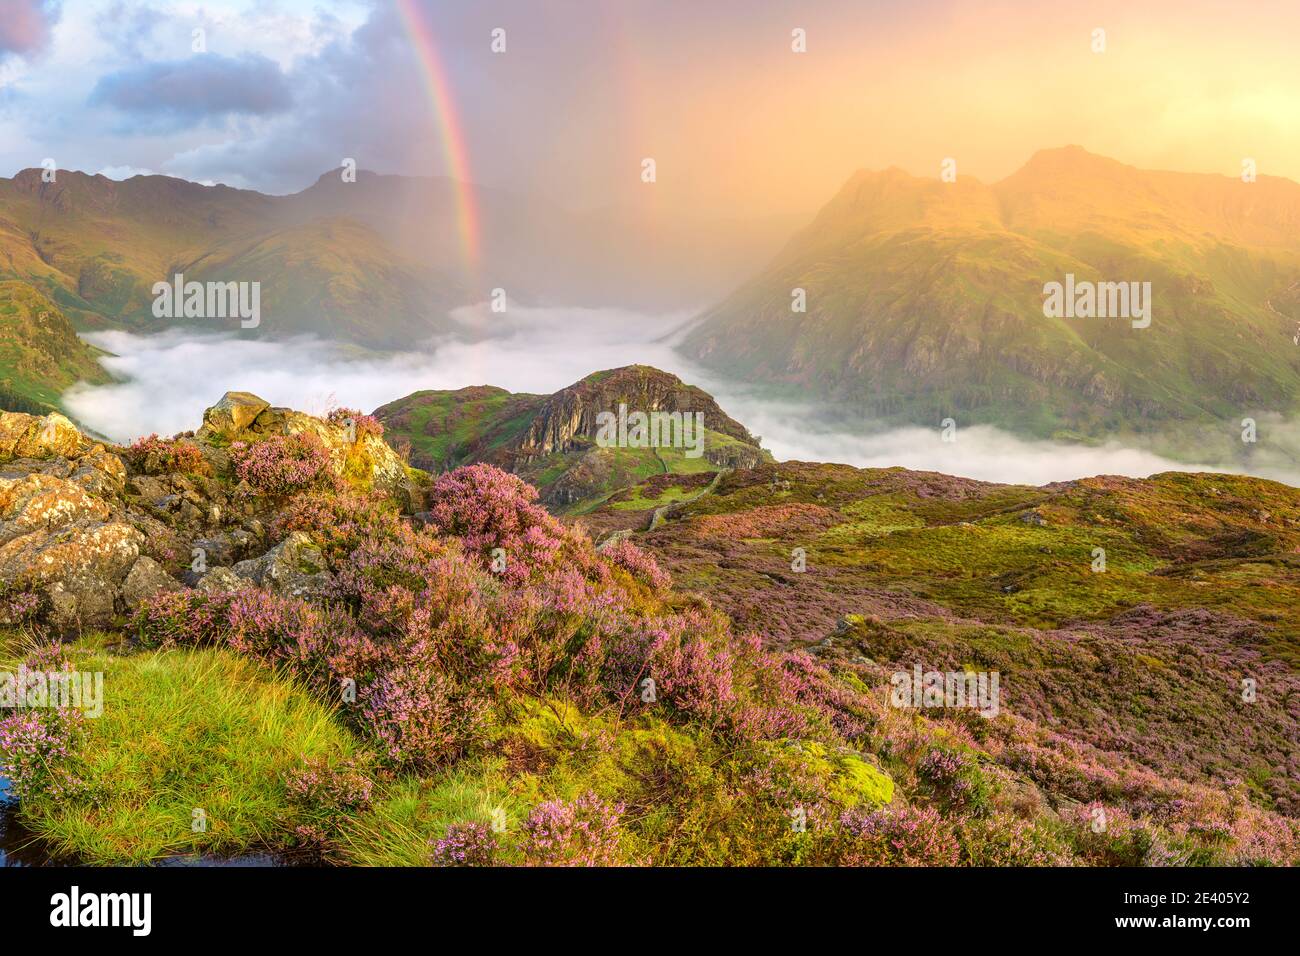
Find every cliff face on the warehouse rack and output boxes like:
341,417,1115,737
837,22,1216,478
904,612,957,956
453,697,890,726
376,365,771,511
517,365,761,459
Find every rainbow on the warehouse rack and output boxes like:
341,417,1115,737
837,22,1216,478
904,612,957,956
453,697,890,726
394,0,481,274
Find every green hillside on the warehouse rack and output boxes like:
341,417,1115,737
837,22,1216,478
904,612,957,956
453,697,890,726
0,280,111,412
682,147,1300,440
0,169,463,345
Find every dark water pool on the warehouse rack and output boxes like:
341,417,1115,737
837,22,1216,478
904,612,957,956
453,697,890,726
1,774,287,867
0,775,56,866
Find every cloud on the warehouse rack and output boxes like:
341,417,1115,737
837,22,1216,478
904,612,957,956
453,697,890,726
89,53,292,130
162,8,429,191
92,1,162,59
0,0,60,59
61,306,1299,489
95,163,153,179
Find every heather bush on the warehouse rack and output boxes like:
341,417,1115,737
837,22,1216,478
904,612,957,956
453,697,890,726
601,613,872,746
229,432,337,496
958,813,1075,866
600,539,671,591
136,533,499,769
0,646,86,801
126,433,210,476
134,588,387,738
0,585,42,627
272,491,407,561
326,407,384,440
0,708,85,801
430,822,499,866
917,747,993,816
422,464,573,584
827,805,962,866
360,663,492,767
519,791,626,866
283,755,376,859
284,755,375,815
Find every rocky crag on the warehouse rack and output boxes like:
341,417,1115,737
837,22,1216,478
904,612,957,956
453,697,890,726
375,365,769,510
0,392,416,631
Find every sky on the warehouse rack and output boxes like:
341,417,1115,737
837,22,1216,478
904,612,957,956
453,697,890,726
2,0,1299,221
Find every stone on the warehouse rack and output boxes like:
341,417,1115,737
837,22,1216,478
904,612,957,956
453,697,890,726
13,413,83,459
0,473,111,544
121,555,182,607
196,566,244,593
201,391,271,435
231,531,329,598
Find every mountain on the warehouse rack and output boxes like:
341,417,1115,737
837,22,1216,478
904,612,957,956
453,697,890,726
680,147,1300,439
373,364,770,509
0,169,465,347
0,280,111,413
0,167,792,349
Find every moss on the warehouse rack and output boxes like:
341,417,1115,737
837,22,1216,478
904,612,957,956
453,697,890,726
830,752,895,807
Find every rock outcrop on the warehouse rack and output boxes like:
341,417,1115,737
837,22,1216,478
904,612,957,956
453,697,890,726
375,366,770,509
515,365,763,460
197,391,416,507
0,411,150,629
0,393,421,632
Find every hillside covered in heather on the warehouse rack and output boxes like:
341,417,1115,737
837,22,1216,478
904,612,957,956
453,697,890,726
1,375,1296,867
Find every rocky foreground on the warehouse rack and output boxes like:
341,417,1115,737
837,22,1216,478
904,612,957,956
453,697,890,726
0,391,414,631
0,388,1297,866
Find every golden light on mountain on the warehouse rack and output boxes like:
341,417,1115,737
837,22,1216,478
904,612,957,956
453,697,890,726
594,0,1300,223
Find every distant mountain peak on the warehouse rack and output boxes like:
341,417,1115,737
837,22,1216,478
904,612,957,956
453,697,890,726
683,147,1300,439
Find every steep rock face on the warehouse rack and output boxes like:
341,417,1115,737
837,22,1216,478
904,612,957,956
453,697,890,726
516,365,760,459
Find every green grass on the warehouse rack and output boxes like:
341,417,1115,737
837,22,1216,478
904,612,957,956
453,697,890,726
610,483,693,511
5,634,360,864
0,280,110,413
337,758,525,867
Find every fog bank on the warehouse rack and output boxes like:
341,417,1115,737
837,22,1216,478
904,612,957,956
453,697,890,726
63,305,1298,488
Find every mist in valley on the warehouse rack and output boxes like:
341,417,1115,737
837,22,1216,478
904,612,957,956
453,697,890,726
64,303,1300,489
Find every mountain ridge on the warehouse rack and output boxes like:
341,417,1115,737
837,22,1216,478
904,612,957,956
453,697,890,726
681,146,1300,442
0,165,793,344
